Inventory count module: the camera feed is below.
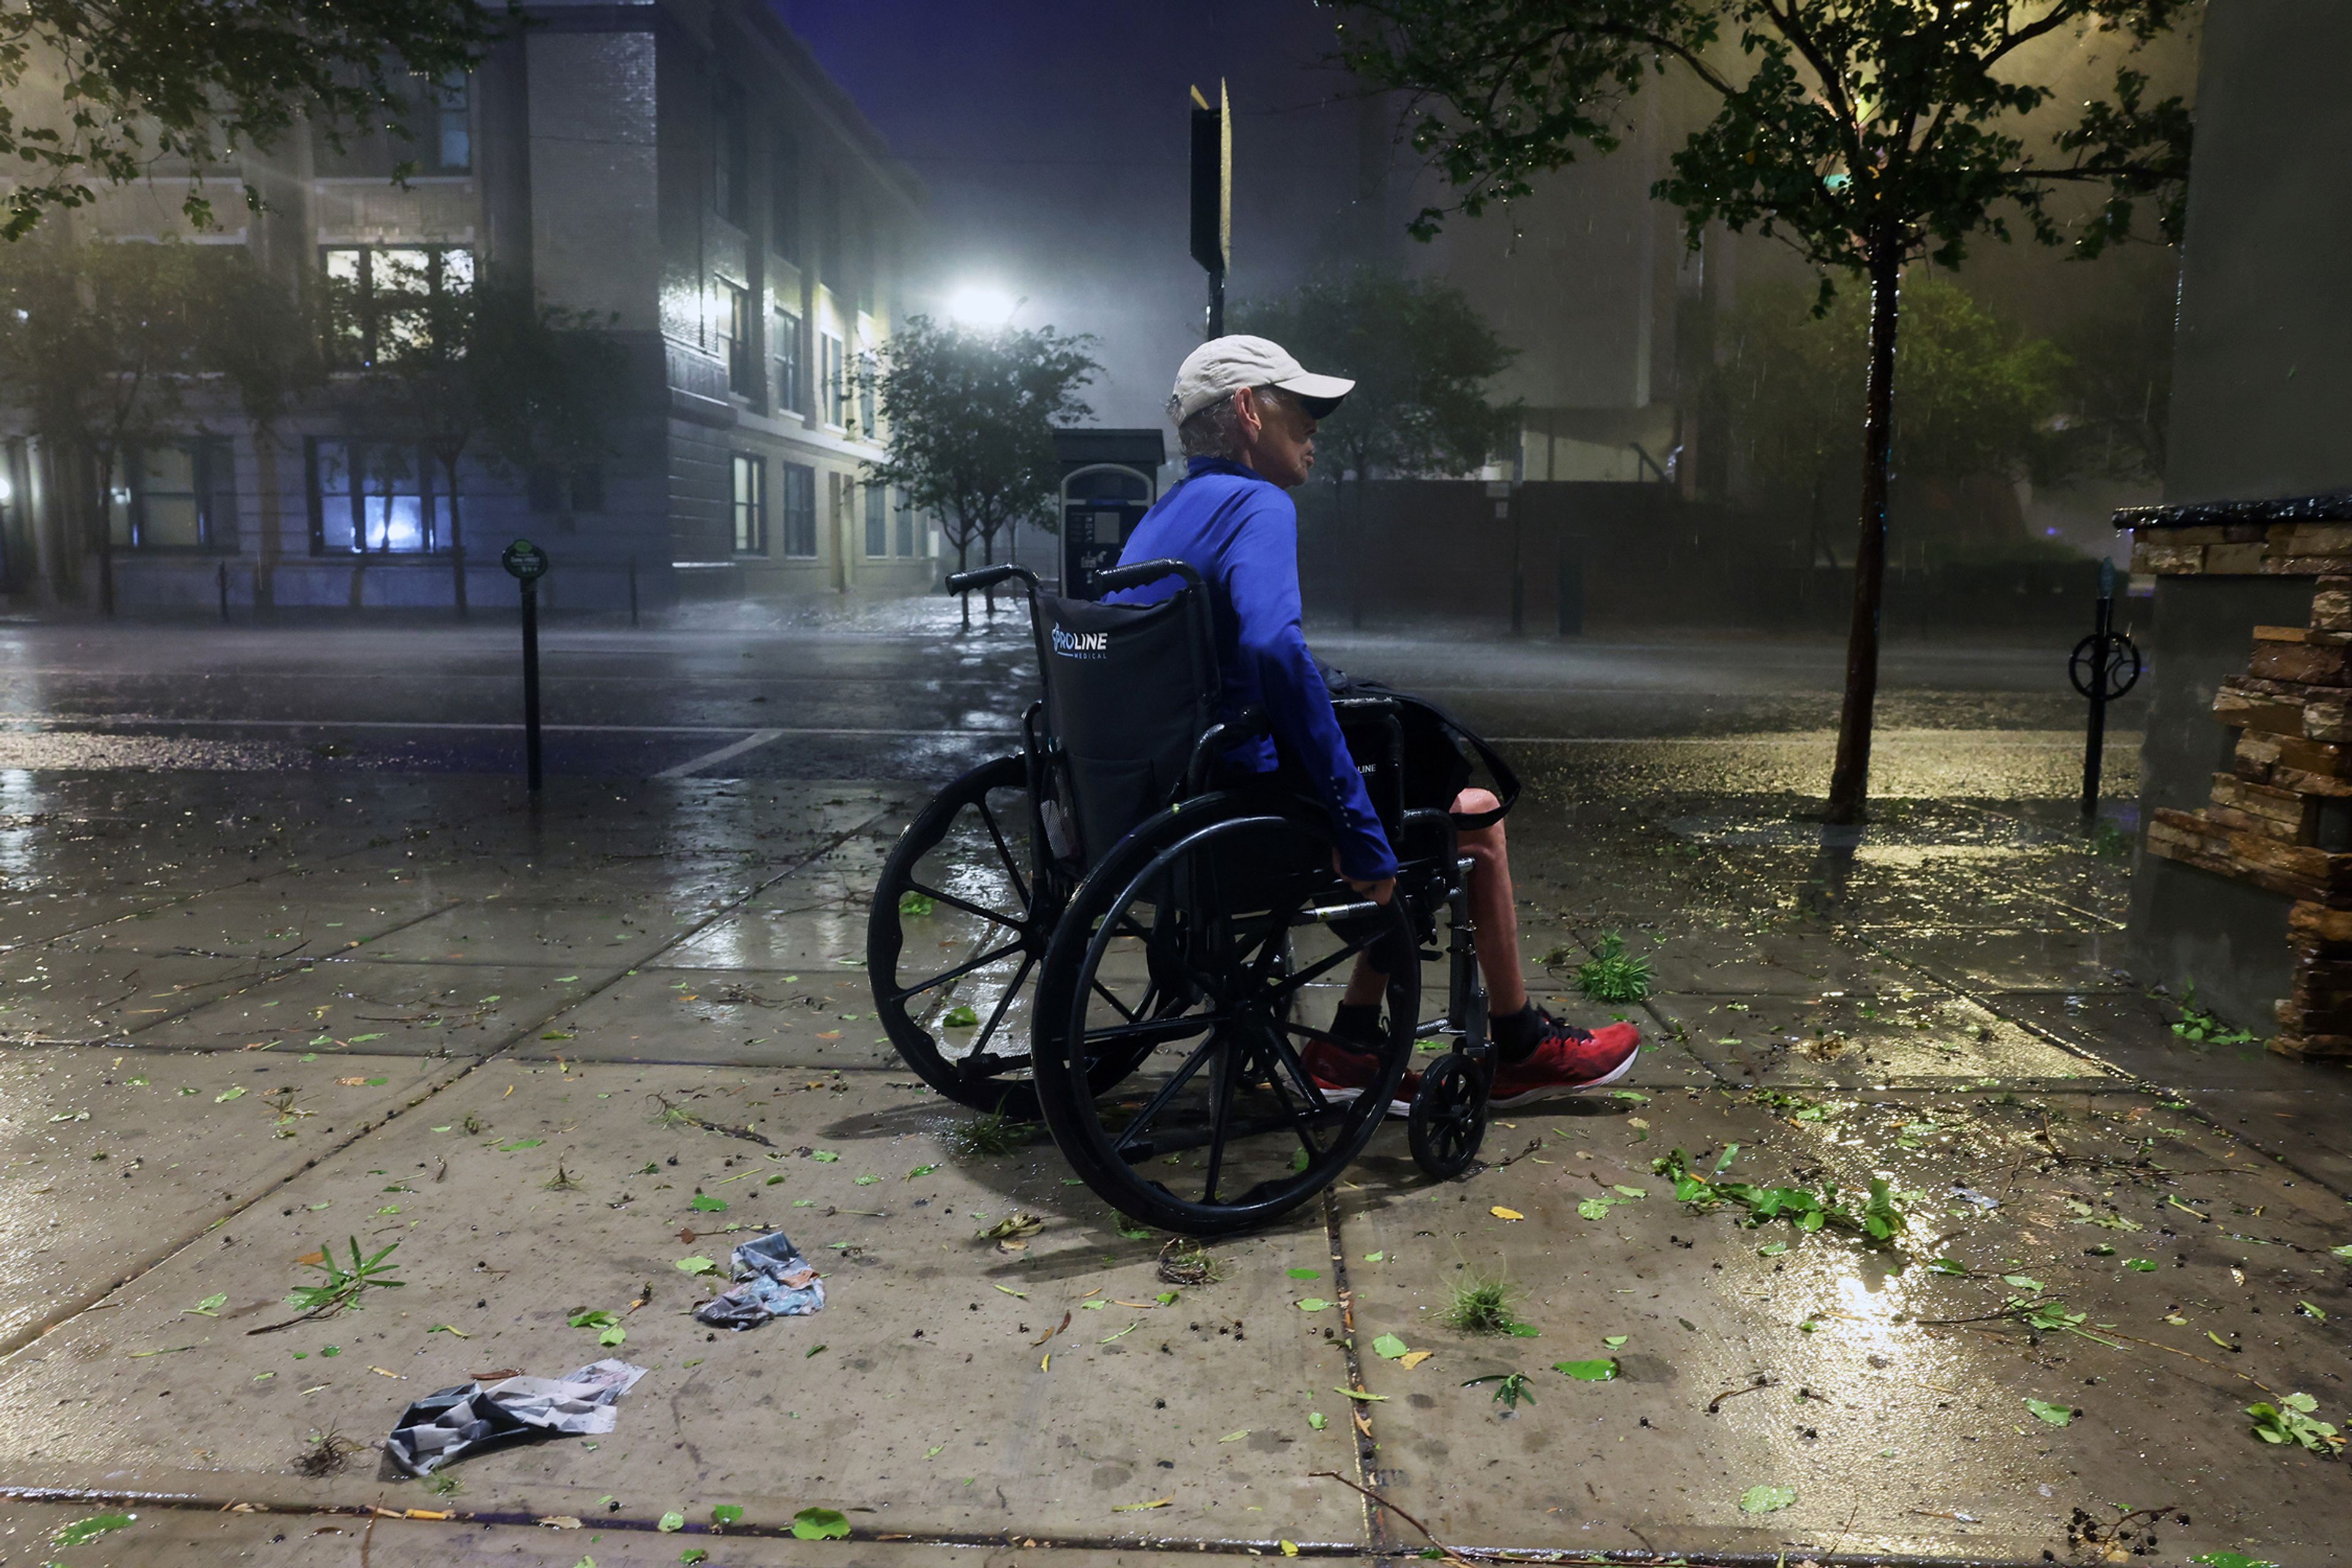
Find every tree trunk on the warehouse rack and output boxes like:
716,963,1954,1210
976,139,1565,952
89,446,115,618
443,453,468,619
251,425,281,613
956,537,971,631
981,526,995,622
1825,232,1904,827
1348,475,1365,630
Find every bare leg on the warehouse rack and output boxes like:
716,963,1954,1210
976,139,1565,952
1340,788,1527,1014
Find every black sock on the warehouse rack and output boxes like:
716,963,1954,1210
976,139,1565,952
1493,1003,1544,1063
1331,1001,1382,1050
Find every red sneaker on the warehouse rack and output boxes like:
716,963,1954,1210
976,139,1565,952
1301,1028,1419,1117
1487,1014,1642,1107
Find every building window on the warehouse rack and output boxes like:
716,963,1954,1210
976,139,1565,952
771,128,801,263
311,440,464,554
428,72,471,173
527,463,604,515
895,487,917,557
863,481,888,559
780,461,816,558
109,439,236,551
714,79,749,227
820,332,844,427
720,281,755,399
774,308,803,415
321,244,472,366
731,453,766,555
856,344,877,438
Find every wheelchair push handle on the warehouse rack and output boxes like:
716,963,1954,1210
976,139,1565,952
946,564,1039,595
1092,557,1204,597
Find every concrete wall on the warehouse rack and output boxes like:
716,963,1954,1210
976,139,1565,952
2127,0,2352,1032
2163,2,2352,505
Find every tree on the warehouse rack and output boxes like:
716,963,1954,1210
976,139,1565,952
1234,267,1517,626
1234,268,1518,486
195,252,331,611
1713,276,2071,564
859,315,1098,630
332,268,630,614
1339,0,2194,823
0,238,253,611
0,0,518,241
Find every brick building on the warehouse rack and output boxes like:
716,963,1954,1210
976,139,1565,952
0,0,937,614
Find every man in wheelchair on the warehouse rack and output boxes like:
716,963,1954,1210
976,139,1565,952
1104,334,1641,1112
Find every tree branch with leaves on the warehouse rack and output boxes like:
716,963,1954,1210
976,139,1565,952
859,315,1097,630
0,0,519,242
1340,0,2195,821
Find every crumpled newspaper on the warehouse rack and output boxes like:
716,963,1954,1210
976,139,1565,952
693,1229,825,1330
385,1358,646,1477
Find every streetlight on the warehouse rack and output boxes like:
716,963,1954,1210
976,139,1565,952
944,282,1019,329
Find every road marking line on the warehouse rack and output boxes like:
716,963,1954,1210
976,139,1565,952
657,729,788,779
0,718,1022,738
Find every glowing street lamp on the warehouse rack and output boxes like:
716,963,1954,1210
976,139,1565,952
944,281,1019,329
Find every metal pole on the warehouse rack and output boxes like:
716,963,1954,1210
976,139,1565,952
1207,268,1224,339
521,575,543,794
1509,505,1524,636
627,556,639,627
2081,564,2114,820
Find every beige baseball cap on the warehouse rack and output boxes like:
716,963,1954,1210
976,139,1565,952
1167,334,1355,423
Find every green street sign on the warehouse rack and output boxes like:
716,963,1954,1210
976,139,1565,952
501,538,550,581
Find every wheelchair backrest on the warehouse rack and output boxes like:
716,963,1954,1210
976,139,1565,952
1031,587,1219,870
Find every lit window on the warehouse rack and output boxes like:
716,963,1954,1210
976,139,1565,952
780,462,816,558
731,454,767,555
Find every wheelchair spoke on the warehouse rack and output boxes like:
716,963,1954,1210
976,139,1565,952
975,798,1031,909
892,939,1027,1004
1262,935,1376,1000
1110,1028,1224,1159
1089,978,1139,1023
1264,1019,1341,1114
1080,1010,1222,1050
903,881,1025,931
1202,1037,1238,1204
1254,1047,1333,1167
965,950,1035,1060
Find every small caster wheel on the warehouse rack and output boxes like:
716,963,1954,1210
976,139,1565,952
1409,1052,1487,1179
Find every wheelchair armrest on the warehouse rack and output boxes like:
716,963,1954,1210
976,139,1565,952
1182,705,1268,794
1095,557,1204,596
946,564,1038,595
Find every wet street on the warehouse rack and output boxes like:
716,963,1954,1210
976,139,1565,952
1,608,2340,1568
0,601,2139,795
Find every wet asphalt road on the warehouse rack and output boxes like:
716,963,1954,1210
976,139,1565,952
0,601,2144,797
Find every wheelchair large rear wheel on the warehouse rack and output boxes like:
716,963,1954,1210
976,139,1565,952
869,755,1059,1115
1032,793,1419,1236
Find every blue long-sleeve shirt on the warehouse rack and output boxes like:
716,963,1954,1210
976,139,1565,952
1102,456,1396,881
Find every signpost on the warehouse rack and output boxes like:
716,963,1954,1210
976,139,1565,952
2069,557,2142,820
501,538,551,794
1189,81,1230,337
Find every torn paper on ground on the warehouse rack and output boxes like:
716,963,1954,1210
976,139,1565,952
693,1229,825,1330
385,1358,647,1477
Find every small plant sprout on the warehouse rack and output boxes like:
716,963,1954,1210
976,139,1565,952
951,1104,1033,1158
1443,1270,1521,1335
251,1238,402,1335
1573,933,1653,1004
1463,1371,1535,1408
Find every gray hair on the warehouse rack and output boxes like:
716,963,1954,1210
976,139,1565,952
1173,385,1286,459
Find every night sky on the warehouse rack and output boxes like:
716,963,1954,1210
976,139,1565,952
773,1,1401,428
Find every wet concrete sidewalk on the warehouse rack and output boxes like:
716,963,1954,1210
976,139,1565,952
0,770,2340,1568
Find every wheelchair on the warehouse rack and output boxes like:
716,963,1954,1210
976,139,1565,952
867,559,1498,1235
